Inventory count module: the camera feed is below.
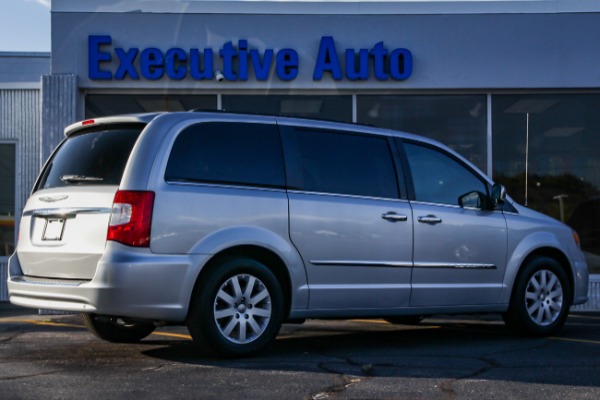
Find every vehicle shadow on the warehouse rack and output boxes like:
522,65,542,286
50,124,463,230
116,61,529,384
141,314,600,388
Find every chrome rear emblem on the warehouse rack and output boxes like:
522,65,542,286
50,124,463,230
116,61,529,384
39,195,69,203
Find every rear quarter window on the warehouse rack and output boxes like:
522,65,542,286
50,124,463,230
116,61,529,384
165,122,285,188
37,125,144,190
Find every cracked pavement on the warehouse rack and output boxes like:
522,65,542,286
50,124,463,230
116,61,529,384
1,305,600,400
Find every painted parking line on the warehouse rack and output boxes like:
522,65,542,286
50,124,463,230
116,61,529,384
6,317,600,344
549,336,600,345
568,314,600,321
3,318,84,329
151,331,192,340
2,318,192,339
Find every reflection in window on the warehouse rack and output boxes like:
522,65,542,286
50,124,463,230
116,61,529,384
223,95,352,122
404,142,487,206
165,122,285,188
357,95,487,171
292,129,399,199
492,94,600,272
0,144,15,256
38,128,143,190
86,95,217,117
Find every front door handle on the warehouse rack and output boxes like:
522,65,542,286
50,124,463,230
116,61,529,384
381,212,408,222
417,215,442,224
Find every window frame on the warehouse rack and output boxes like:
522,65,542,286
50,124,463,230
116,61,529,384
164,121,287,190
396,138,492,208
34,124,146,192
280,124,406,200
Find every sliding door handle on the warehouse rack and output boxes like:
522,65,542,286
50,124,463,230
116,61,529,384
417,215,442,224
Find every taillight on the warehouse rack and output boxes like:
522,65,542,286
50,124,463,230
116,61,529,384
107,190,155,247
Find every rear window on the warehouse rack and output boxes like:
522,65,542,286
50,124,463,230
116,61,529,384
36,125,144,190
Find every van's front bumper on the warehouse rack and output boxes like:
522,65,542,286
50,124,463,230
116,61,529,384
7,242,208,322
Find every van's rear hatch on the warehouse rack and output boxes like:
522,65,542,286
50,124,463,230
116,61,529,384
17,123,145,280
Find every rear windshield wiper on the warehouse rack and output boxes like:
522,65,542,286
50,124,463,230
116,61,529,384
60,175,104,183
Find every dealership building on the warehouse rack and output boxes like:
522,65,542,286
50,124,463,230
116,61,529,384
2,0,600,302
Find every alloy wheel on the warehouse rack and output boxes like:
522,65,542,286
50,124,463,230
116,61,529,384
525,269,564,326
213,274,272,344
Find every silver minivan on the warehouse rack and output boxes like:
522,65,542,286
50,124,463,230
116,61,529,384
7,112,589,356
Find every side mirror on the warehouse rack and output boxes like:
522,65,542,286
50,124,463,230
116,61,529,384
491,183,506,208
458,191,485,209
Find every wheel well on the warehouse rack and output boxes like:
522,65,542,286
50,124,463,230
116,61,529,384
518,247,575,303
192,245,292,317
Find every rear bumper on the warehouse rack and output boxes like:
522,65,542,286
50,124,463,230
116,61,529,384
7,242,208,322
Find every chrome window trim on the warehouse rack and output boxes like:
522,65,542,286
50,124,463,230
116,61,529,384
287,189,409,203
410,199,505,214
164,180,287,193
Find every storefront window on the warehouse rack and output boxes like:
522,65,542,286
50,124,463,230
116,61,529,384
0,144,15,257
222,95,352,122
357,95,487,171
86,95,217,117
492,94,600,272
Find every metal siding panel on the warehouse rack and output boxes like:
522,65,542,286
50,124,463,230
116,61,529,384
0,89,41,203
41,74,77,162
0,89,41,301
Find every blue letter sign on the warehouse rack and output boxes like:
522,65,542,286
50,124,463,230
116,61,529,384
88,35,412,82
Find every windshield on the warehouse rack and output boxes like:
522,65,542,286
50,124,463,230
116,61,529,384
36,125,144,191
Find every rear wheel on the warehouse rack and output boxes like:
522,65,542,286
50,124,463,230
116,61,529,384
503,256,571,336
187,258,284,357
81,313,156,343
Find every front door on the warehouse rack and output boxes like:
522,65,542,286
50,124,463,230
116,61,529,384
402,141,508,307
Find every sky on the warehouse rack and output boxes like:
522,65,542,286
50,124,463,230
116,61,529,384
0,0,51,52
0,0,538,53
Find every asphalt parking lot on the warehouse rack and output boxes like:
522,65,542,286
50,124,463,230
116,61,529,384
1,304,599,400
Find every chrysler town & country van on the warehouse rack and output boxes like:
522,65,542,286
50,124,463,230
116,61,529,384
7,112,589,356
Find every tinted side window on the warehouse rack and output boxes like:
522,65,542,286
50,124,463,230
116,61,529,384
37,126,144,190
292,128,399,198
404,142,487,206
165,122,285,188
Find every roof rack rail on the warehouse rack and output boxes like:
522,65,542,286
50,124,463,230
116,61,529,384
188,108,364,125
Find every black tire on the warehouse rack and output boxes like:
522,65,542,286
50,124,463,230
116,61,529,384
503,256,571,337
187,258,285,358
385,316,424,325
81,313,156,343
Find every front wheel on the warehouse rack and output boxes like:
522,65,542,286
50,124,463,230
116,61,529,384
503,257,571,337
81,313,156,343
187,258,284,357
